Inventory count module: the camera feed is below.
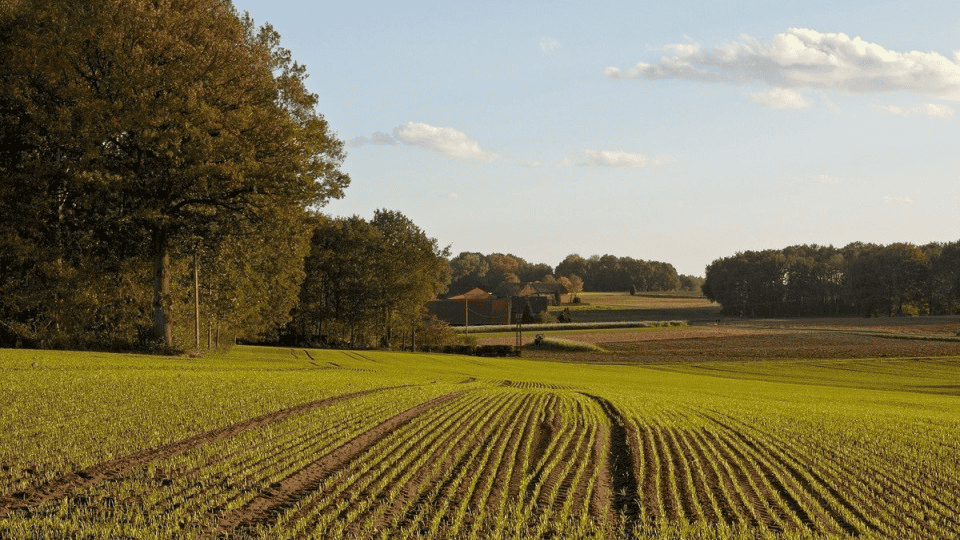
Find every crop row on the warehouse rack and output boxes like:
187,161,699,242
0,386,452,538
250,388,609,539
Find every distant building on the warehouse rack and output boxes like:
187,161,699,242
424,285,555,326
425,289,510,326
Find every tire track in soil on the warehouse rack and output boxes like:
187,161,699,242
536,406,586,510
206,390,466,538
523,398,565,507
580,394,641,528
0,386,408,518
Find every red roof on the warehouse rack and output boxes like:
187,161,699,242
449,288,491,300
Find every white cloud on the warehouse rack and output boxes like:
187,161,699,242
392,122,497,162
748,88,811,109
606,28,960,100
540,37,561,54
346,131,397,147
441,192,459,200
876,103,955,118
583,149,671,168
883,195,916,205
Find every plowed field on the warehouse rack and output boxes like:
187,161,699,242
2,330,959,539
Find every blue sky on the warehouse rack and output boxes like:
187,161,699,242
234,0,960,276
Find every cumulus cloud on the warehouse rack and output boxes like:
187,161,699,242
392,122,497,162
540,37,561,54
583,149,671,168
605,28,960,100
347,131,397,147
883,195,915,205
876,103,955,118
748,87,811,109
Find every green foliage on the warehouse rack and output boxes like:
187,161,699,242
415,316,461,348
704,241,960,318
0,0,348,350
536,310,558,324
557,253,681,292
291,211,450,348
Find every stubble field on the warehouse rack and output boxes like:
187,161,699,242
2,311,960,539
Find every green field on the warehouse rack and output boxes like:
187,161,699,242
1,343,959,539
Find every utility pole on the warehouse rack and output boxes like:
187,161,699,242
193,251,200,349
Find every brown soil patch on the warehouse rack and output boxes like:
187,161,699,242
0,387,406,518
722,315,960,336
519,326,960,364
581,394,641,526
476,326,765,347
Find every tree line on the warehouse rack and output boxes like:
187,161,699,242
555,254,701,293
447,252,700,297
702,242,960,318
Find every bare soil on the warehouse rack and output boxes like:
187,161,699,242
507,316,960,364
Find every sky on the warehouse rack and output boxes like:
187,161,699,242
233,0,960,277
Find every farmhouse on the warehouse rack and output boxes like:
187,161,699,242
425,286,553,326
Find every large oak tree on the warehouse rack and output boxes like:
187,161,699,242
0,0,348,347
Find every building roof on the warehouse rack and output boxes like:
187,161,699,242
448,287,492,300
492,281,568,298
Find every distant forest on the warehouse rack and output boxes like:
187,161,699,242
703,242,960,317
446,252,704,297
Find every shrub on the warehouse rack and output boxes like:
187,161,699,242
417,316,460,348
529,337,606,353
536,311,558,324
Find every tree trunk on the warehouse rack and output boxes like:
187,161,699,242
152,228,174,347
